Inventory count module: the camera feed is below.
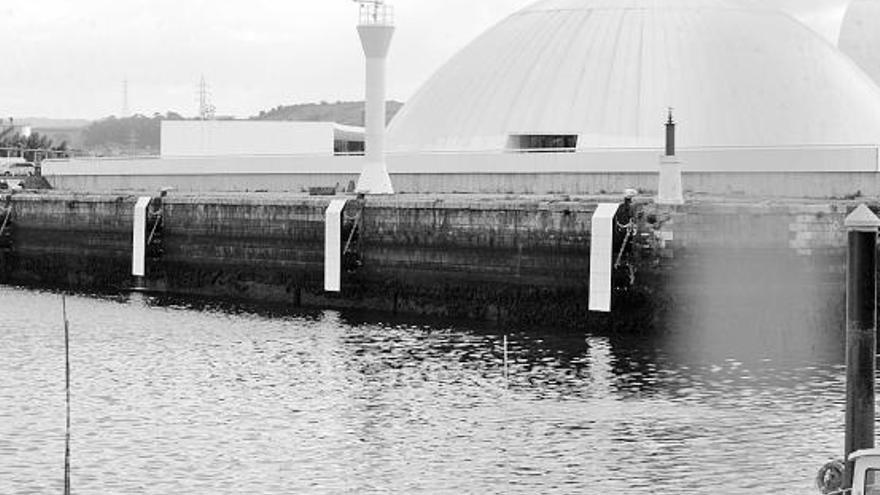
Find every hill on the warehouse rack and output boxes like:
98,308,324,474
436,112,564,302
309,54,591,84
69,100,405,155
252,100,403,126
19,118,91,128
81,113,184,156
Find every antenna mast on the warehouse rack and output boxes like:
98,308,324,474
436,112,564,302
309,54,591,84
122,78,130,118
198,75,216,121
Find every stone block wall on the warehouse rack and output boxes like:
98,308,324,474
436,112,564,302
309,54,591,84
0,192,869,332
7,194,133,288
646,200,857,354
0,194,613,328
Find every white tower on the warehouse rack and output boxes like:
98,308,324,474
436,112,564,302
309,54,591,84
355,0,395,195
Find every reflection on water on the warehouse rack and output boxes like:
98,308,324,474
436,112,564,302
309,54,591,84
0,286,848,494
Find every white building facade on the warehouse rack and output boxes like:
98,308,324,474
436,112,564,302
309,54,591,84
160,121,364,157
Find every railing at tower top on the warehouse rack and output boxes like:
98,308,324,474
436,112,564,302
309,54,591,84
358,2,394,26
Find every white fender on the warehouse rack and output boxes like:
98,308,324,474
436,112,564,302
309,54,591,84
589,203,621,312
131,197,151,277
324,199,350,292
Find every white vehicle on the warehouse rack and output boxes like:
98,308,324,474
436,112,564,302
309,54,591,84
0,157,26,167
851,449,880,495
2,161,35,176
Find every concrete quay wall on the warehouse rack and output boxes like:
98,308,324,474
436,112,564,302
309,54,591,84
0,193,606,328
0,192,862,332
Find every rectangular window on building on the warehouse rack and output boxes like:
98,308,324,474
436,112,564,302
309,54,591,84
334,140,365,155
507,134,578,153
866,469,880,495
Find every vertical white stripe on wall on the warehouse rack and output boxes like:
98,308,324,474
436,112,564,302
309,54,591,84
324,199,350,292
131,197,152,277
589,203,621,312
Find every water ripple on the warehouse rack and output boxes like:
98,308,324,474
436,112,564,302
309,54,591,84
0,286,848,494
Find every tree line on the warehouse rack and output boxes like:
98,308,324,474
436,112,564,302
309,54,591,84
82,112,184,156
253,100,403,126
0,126,68,162
72,101,405,155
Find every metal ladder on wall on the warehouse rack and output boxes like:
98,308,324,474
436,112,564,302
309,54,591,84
0,203,12,251
342,198,366,272
145,203,164,259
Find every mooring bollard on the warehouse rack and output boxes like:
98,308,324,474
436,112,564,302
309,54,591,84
843,204,880,490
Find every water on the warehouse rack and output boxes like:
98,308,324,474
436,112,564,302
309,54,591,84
0,285,851,494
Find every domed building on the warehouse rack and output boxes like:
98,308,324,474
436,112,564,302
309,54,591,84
43,0,880,197
760,0,852,44
387,0,880,153
840,0,880,88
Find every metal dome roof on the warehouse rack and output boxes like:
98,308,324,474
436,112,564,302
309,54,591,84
840,0,880,87
387,0,880,152
760,0,852,44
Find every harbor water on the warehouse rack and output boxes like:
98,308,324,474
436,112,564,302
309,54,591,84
0,285,851,494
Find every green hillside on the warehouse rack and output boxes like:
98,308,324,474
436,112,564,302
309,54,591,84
74,101,404,154
81,113,184,156
252,100,403,126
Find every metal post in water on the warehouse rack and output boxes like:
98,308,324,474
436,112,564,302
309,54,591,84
62,296,71,495
503,335,509,384
843,204,880,489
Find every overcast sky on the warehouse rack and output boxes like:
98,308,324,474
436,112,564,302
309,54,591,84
3,0,534,120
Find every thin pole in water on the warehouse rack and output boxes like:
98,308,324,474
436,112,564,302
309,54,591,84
503,335,509,385
63,296,71,495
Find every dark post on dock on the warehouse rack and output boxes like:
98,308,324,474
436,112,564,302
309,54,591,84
843,204,880,489
665,108,675,157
